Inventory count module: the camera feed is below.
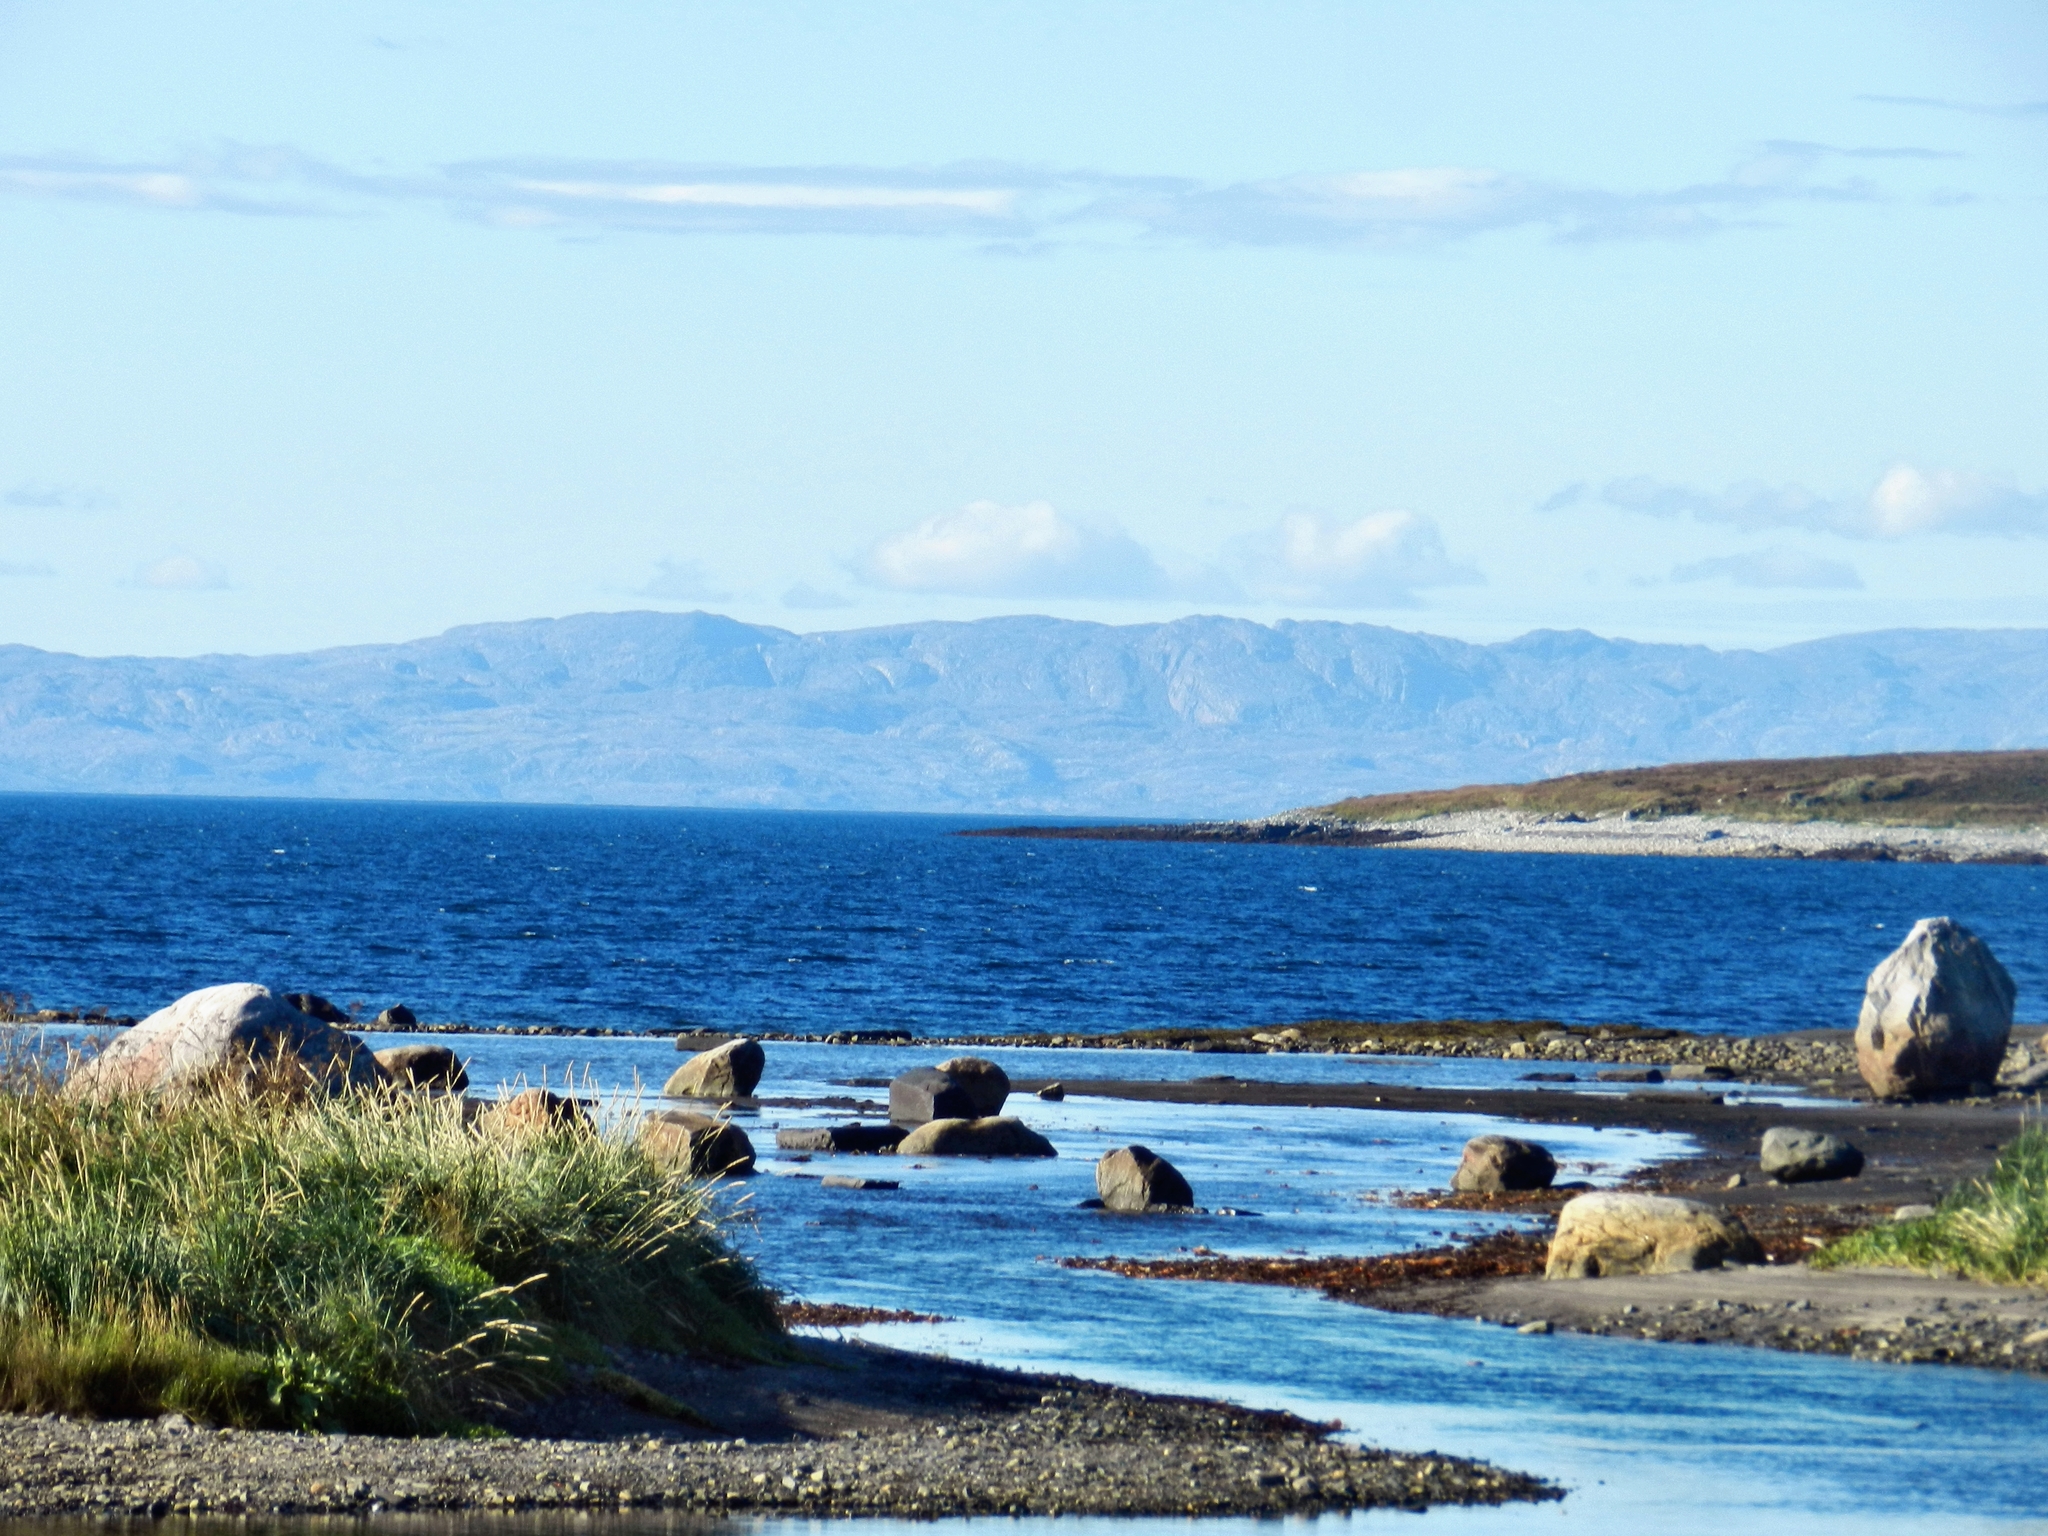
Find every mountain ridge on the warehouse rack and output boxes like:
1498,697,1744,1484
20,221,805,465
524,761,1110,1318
2,611,2044,816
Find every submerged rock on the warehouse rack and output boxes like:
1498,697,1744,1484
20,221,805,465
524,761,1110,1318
374,1043,469,1092
1450,1135,1557,1193
894,1116,1056,1158
890,1066,980,1124
642,1109,756,1176
1856,917,2015,1098
1760,1126,1863,1182
1545,1192,1761,1278
1096,1145,1195,1211
936,1056,1011,1116
664,1037,766,1100
64,983,387,1098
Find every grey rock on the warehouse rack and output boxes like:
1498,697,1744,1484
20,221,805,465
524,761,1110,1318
641,1110,756,1176
1450,1135,1557,1193
935,1056,1010,1116
1096,1145,1195,1211
664,1038,765,1100
283,992,350,1025
64,983,387,1098
820,1174,899,1191
1595,1067,1663,1084
1037,1082,1066,1101
1760,1126,1864,1182
374,1003,418,1027
774,1123,907,1154
373,1043,469,1092
894,1116,1057,1158
1856,917,2016,1098
1666,1064,1735,1081
890,1067,980,1124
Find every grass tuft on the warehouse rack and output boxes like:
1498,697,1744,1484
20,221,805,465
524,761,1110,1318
1816,1127,2048,1285
0,1062,781,1431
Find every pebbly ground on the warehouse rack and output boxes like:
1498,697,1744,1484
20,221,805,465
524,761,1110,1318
0,1340,1552,1519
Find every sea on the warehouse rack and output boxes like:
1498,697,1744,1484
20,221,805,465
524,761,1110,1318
3,792,2047,1535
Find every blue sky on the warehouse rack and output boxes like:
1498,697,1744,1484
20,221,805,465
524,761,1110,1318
1,2,2043,657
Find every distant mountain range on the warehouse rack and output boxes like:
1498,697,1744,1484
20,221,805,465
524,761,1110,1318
3,611,2045,817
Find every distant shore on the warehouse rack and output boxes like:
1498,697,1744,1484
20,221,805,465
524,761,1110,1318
964,808,2048,864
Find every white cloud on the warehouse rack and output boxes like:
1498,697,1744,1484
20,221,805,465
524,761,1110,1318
1568,465,2048,540
1669,547,1863,590
782,582,854,610
856,500,1170,599
134,554,228,590
1230,509,1480,607
638,558,729,602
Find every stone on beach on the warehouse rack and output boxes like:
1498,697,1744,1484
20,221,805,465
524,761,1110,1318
1096,1145,1195,1211
775,1123,907,1154
373,1043,469,1092
889,1066,981,1124
489,1086,588,1134
283,991,350,1025
642,1109,757,1176
1545,1191,1762,1278
935,1056,1011,1116
663,1037,766,1100
894,1116,1056,1158
1855,917,2015,1098
1450,1135,1557,1193
64,982,388,1098
1759,1126,1863,1183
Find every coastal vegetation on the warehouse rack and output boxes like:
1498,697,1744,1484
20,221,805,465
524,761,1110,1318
0,1068,779,1432
1818,1127,2048,1285
1311,749,2048,829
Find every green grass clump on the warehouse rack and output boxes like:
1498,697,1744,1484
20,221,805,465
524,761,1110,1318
1817,1127,2048,1285
0,1073,780,1432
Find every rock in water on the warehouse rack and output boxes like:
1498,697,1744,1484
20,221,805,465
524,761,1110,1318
283,991,350,1025
1760,1126,1863,1182
894,1117,1057,1158
489,1087,588,1134
936,1056,1011,1116
1450,1135,1557,1193
1545,1192,1762,1278
1096,1145,1195,1211
374,1043,469,1092
663,1037,766,1099
775,1123,907,1153
64,983,387,1098
375,1004,418,1027
642,1110,757,1176
889,1067,980,1124
1856,917,2016,1098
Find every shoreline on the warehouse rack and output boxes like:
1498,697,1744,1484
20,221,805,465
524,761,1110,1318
0,1339,1550,1519
964,808,2048,864
1043,1074,2048,1377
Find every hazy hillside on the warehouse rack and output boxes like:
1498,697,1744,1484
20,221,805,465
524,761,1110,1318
1,612,2045,817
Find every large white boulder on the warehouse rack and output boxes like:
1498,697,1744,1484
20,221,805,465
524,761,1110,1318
1855,917,2016,1098
64,982,387,1098
1545,1192,1762,1278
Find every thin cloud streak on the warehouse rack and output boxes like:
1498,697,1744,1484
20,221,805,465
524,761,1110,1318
1550,465,2048,540
0,141,1934,247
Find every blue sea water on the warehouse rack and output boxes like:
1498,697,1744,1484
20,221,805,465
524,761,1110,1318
0,793,2043,1034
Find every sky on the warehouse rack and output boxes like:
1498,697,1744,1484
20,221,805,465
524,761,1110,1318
1,2,2044,659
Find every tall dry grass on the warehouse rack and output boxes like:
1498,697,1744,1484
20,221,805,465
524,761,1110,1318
0,1049,780,1431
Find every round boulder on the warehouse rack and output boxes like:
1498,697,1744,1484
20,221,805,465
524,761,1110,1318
1856,917,2016,1098
663,1037,765,1100
1760,1126,1864,1183
488,1086,588,1134
64,983,387,1099
1096,1145,1194,1211
375,1004,419,1027
374,1043,469,1093
1545,1192,1762,1278
642,1110,757,1176
889,1066,980,1124
936,1056,1010,1117
1451,1135,1557,1193
894,1116,1056,1158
